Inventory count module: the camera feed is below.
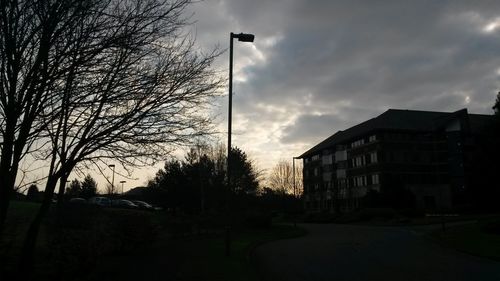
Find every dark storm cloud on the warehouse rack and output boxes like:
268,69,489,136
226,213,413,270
190,0,500,163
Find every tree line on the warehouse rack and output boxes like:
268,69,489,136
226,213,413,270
25,174,98,202
145,144,260,214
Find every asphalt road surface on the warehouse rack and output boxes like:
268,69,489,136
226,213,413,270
253,223,500,281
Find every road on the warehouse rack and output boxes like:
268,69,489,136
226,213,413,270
253,223,500,281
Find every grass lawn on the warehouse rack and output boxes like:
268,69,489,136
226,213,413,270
1,201,41,257
171,224,307,281
82,223,307,281
431,217,500,261
0,201,51,279
2,201,308,281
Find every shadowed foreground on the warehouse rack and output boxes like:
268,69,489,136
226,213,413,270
254,223,500,281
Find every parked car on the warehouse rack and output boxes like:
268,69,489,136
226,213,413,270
113,199,138,209
88,196,111,207
132,200,154,210
69,197,86,204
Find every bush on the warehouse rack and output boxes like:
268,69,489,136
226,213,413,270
481,220,500,235
358,208,397,220
244,209,272,228
397,208,425,218
303,212,337,223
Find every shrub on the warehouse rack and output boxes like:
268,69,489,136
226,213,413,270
481,220,500,235
244,209,272,228
303,212,337,223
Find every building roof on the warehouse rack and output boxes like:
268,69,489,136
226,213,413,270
298,108,494,158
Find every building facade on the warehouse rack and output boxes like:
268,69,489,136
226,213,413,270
299,108,496,213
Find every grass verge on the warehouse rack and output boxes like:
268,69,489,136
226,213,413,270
431,218,500,261
172,224,307,281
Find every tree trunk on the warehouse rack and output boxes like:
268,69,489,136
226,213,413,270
0,169,16,236
0,186,11,236
18,177,58,278
56,174,68,212
0,119,16,235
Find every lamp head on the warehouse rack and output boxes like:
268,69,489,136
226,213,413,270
232,32,255,42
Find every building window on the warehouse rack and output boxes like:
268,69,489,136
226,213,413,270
370,152,378,163
351,139,365,148
312,154,320,161
372,174,379,185
352,156,365,167
369,135,377,142
314,168,318,176
353,176,366,187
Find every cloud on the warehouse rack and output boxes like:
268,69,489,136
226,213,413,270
186,0,500,172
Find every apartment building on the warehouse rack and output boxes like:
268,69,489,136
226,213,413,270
299,108,496,213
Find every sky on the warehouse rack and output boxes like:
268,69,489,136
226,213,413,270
178,0,500,182
24,0,500,192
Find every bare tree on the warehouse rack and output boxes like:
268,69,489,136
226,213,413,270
104,184,117,196
268,159,302,196
0,0,82,234
14,0,223,274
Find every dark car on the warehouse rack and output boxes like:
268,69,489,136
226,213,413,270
69,197,86,204
88,196,112,207
132,200,154,210
113,199,138,209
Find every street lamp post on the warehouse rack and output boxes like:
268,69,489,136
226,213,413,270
109,164,116,194
292,157,299,227
227,32,255,187
119,180,126,194
226,32,254,257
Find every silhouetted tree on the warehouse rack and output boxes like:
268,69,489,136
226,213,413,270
229,147,259,195
105,184,117,196
26,185,39,202
0,0,71,234
147,145,261,213
16,0,222,274
65,180,82,198
80,175,97,200
493,91,500,115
